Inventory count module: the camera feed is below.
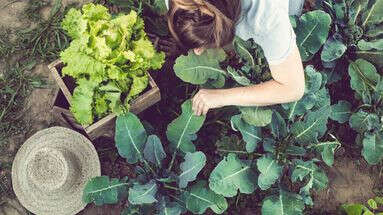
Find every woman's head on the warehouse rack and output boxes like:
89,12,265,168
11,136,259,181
167,0,241,54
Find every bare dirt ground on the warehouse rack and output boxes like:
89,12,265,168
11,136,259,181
313,157,380,213
0,0,381,214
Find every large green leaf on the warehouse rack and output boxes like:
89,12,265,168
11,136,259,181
156,197,184,215
209,153,257,197
361,0,383,27
261,189,305,215
128,180,158,205
233,36,255,69
362,132,383,165
348,59,380,98
312,141,341,166
330,100,352,123
257,155,282,190
355,51,383,69
358,39,383,51
70,79,98,126
291,106,331,145
349,111,380,133
291,160,328,195
173,49,227,88
166,100,206,153
83,176,129,206
270,111,288,139
143,135,166,167
295,10,332,61
231,114,262,153
227,67,251,86
115,113,147,164
321,34,347,62
178,151,207,188
239,106,273,127
182,181,228,214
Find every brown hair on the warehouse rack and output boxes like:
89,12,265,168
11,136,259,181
167,0,241,50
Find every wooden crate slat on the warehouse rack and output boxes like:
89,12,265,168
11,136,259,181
49,59,161,140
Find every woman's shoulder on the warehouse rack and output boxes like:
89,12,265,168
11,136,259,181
237,0,295,65
237,0,289,34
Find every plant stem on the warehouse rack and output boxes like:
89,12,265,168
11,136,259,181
167,151,177,172
163,184,186,193
142,158,157,177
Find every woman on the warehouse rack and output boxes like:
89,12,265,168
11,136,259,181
164,0,305,116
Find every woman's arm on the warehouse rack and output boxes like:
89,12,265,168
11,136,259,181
192,45,305,115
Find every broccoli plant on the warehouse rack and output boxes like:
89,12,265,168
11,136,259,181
348,58,383,164
83,100,232,214
320,0,383,67
173,34,352,213
227,66,349,213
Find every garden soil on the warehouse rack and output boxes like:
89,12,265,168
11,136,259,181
0,0,382,214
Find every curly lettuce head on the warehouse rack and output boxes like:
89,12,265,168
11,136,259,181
60,3,165,126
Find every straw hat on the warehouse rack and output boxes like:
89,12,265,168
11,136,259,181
12,127,101,215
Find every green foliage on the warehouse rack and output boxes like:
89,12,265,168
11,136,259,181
115,113,147,164
330,101,352,123
128,180,158,205
166,100,206,154
319,0,383,69
347,58,383,164
83,176,129,206
209,153,257,197
143,135,166,167
181,181,228,214
60,3,165,125
231,114,262,152
282,66,330,120
178,152,206,189
173,49,227,88
257,154,282,190
291,106,331,145
261,189,305,215
311,140,341,167
341,196,383,215
294,10,332,61
291,160,328,197
0,61,45,149
239,106,273,127
84,108,231,214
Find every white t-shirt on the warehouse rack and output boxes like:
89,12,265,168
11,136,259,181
165,0,296,65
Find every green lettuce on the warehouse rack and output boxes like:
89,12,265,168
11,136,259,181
60,3,165,126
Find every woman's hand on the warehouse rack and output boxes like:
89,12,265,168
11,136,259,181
191,89,226,116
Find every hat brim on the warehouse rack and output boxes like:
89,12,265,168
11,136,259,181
12,127,101,215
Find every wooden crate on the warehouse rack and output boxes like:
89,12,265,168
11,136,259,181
49,59,161,140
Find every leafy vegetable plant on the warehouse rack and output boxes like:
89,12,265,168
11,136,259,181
172,33,351,213
228,66,347,214
341,196,383,215
83,100,232,214
319,0,383,69
348,58,383,164
60,3,165,125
